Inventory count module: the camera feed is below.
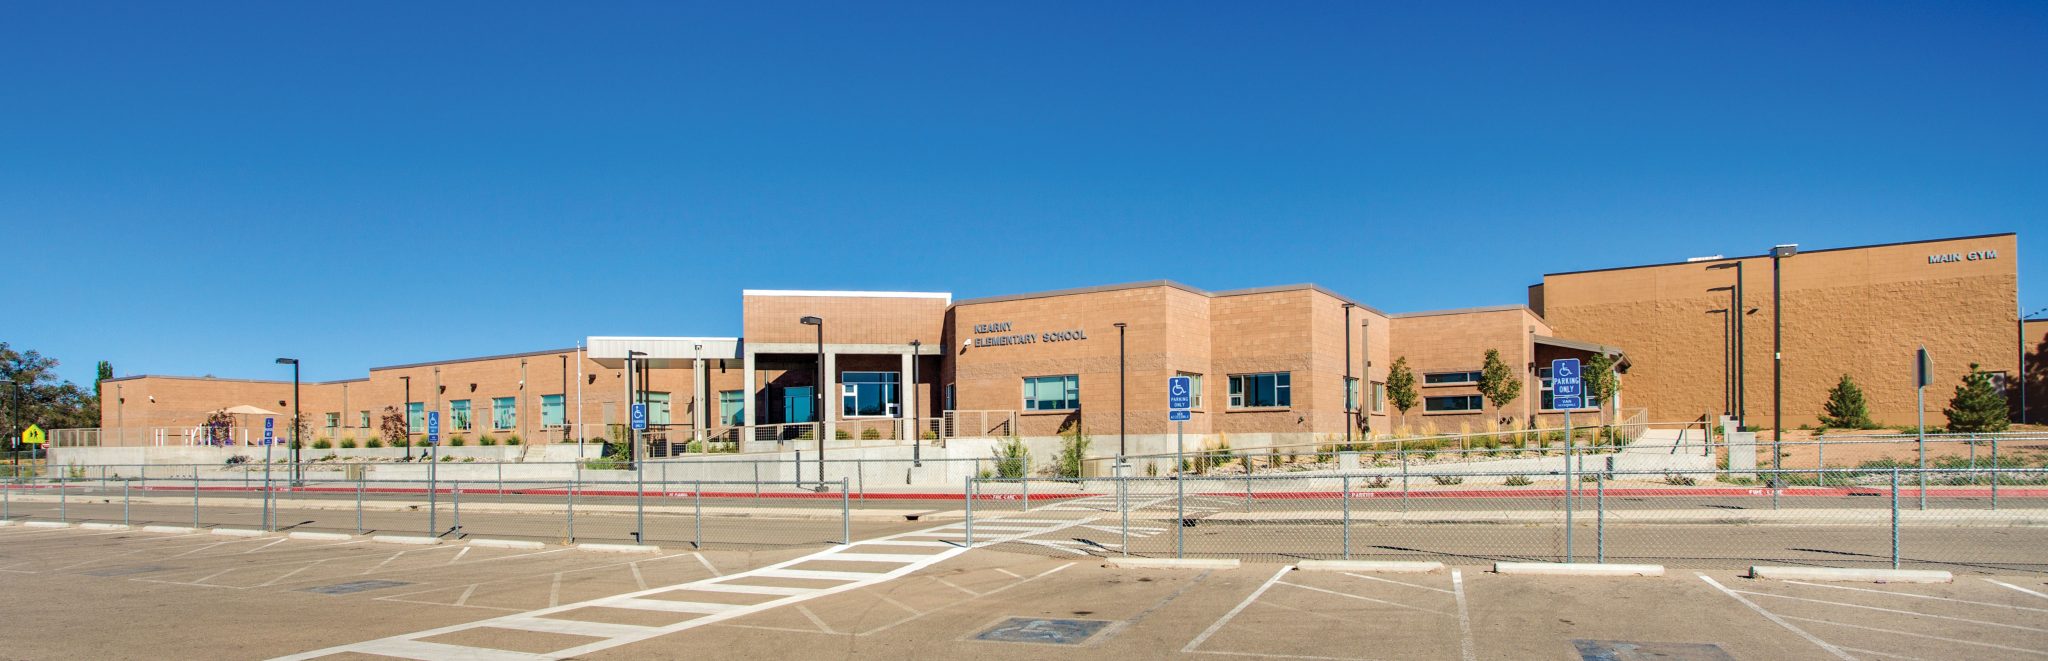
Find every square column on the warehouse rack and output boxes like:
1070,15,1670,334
741,350,757,428
901,350,915,439
822,352,838,441
692,358,708,441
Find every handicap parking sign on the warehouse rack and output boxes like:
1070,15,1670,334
263,417,274,445
427,411,440,445
631,403,647,431
1167,376,1192,417
1551,358,1583,409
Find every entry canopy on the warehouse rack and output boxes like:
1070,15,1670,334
1534,335,1630,371
586,336,742,368
221,404,283,416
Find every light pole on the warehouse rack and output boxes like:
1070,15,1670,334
1708,284,1736,418
276,358,300,485
1707,261,1746,424
910,339,922,467
1114,322,1127,464
801,316,826,491
1771,244,1796,475
1343,304,1355,447
400,376,412,460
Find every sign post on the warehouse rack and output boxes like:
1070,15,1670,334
1916,346,1931,511
22,424,45,478
1551,358,1582,562
1168,376,1191,558
428,411,441,535
262,417,275,530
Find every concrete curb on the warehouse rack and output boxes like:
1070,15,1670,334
468,539,547,550
287,531,353,541
142,525,198,534
1295,560,1443,573
370,535,442,545
1494,562,1664,577
212,528,270,537
0,520,16,527
1748,566,1954,583
24,521,73,529
80,523,132,531
576,543,662,553
1103,557,1240,570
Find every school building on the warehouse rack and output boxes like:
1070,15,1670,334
93,232,2025,452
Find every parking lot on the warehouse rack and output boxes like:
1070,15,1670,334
2,496,2045,660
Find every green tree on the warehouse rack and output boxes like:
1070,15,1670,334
1943,363,2011,433
1584,352,1621,442
1385,357,1419,429
1817,374,1875,429
95,361,112,401
1476,349,1523,426
1,342,100,435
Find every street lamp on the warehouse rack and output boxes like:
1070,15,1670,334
276,358,299,485
1343,304,1355,447
909,339,922,467
1707,285,1736,418
1706,261,1745,425
1114,322,1127,464
800,316,826,491
1771,244,1796,475
400,375,412,460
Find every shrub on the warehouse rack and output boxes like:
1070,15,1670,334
1819,374,1877,429
1430,475,1464,485
835,429,852,440
584,455,628,470
1056,424,1090,479
312,439,332,449
338,439,357,449
366,438,384,448
1364,476,1391,489
922,430,939,440
1663,474,1698,486
505,435,522,446
1503,474,1533,486
441,455,454,462
860,427,881,440
1944,363,2012,434
449,435,467,447
478,435,498,446
992,436,1030,478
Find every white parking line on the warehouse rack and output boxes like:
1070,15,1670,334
1987,579,2048,602
1274,581,1447,616
1782,580,2048,614
1451,570,1474,661
1183,566,1290,654
1697,574,1856,660
1782,615,2048,657
1343,572,1453,595
1731,589,2048,633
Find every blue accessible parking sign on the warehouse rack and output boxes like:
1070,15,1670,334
263,417,275,445
427,411,440,445
1551,358,1583,410
1168,376,1192,421
631,403,648,431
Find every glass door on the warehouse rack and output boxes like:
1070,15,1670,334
782,386,815,423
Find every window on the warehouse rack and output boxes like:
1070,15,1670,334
324,412,339,430
1023,375,1080,411
841,372,900,417
945,383,955,410
645,392,671,425
1345,377,1360,412
359,411,370,428
718,390,745,426
449,400,472,431
542,395,565,426
1424,371,1483,385
1370,382,1386,413
1425,395,1485,412
492,397,516,430
1228,372,1291,408
1978,370,2011,396
1538,367,1602,411
1177,372,1204,408
406,402,424,432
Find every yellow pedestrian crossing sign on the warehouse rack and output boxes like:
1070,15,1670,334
21,424,46,445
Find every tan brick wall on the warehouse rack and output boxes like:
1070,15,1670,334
1389,308,1551,434
743,294,947,345
1540,234,2019,428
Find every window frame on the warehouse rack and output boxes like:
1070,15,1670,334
491,397,517,430
541,395,566,426
840,372,901,418
718,390,745,426
1423,371,1484,386
1176,372,1204,409
1227,372,1292,409
1424,394,1485,412
1537,367,1603,411
449,399,472,431
1022,374,1081,412
1370,382,1386,414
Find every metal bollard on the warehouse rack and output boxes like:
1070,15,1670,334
1341,474,1351,560
963,476,974,547
1890,468,1901,569
841,477,850,545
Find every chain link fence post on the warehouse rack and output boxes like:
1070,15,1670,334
1118,474,1128,557
452,481,461,535
1341,473,1351,560
963,476,974,547
566,468,577,543
694,481,702,549
1598,457,1609,563
1890,467,1901,570
841,477,850,545
123,479,131,526
355,474,364,534
1991,438,2000,510
60,471,67,522
1022,477,1029,512
1176,470,1186,559
1401,448,1409,514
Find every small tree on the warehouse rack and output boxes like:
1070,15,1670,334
1476,349,1523,427
377,406,410,449
1585,352,1620,441
1818,374,1875,429
1944,363,2011,433
201,408,235,446
1386,357,1419,431
1056,421,1090,479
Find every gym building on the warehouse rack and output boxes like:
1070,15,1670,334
93,232,2025,455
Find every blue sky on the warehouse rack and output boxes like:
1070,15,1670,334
5,1,2044,385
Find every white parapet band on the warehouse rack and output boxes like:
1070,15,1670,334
1748,566,1953,583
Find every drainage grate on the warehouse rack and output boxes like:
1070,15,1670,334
84,565,167,577
300,580,412,595
972,617,1111,645
1573,640,1736,661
